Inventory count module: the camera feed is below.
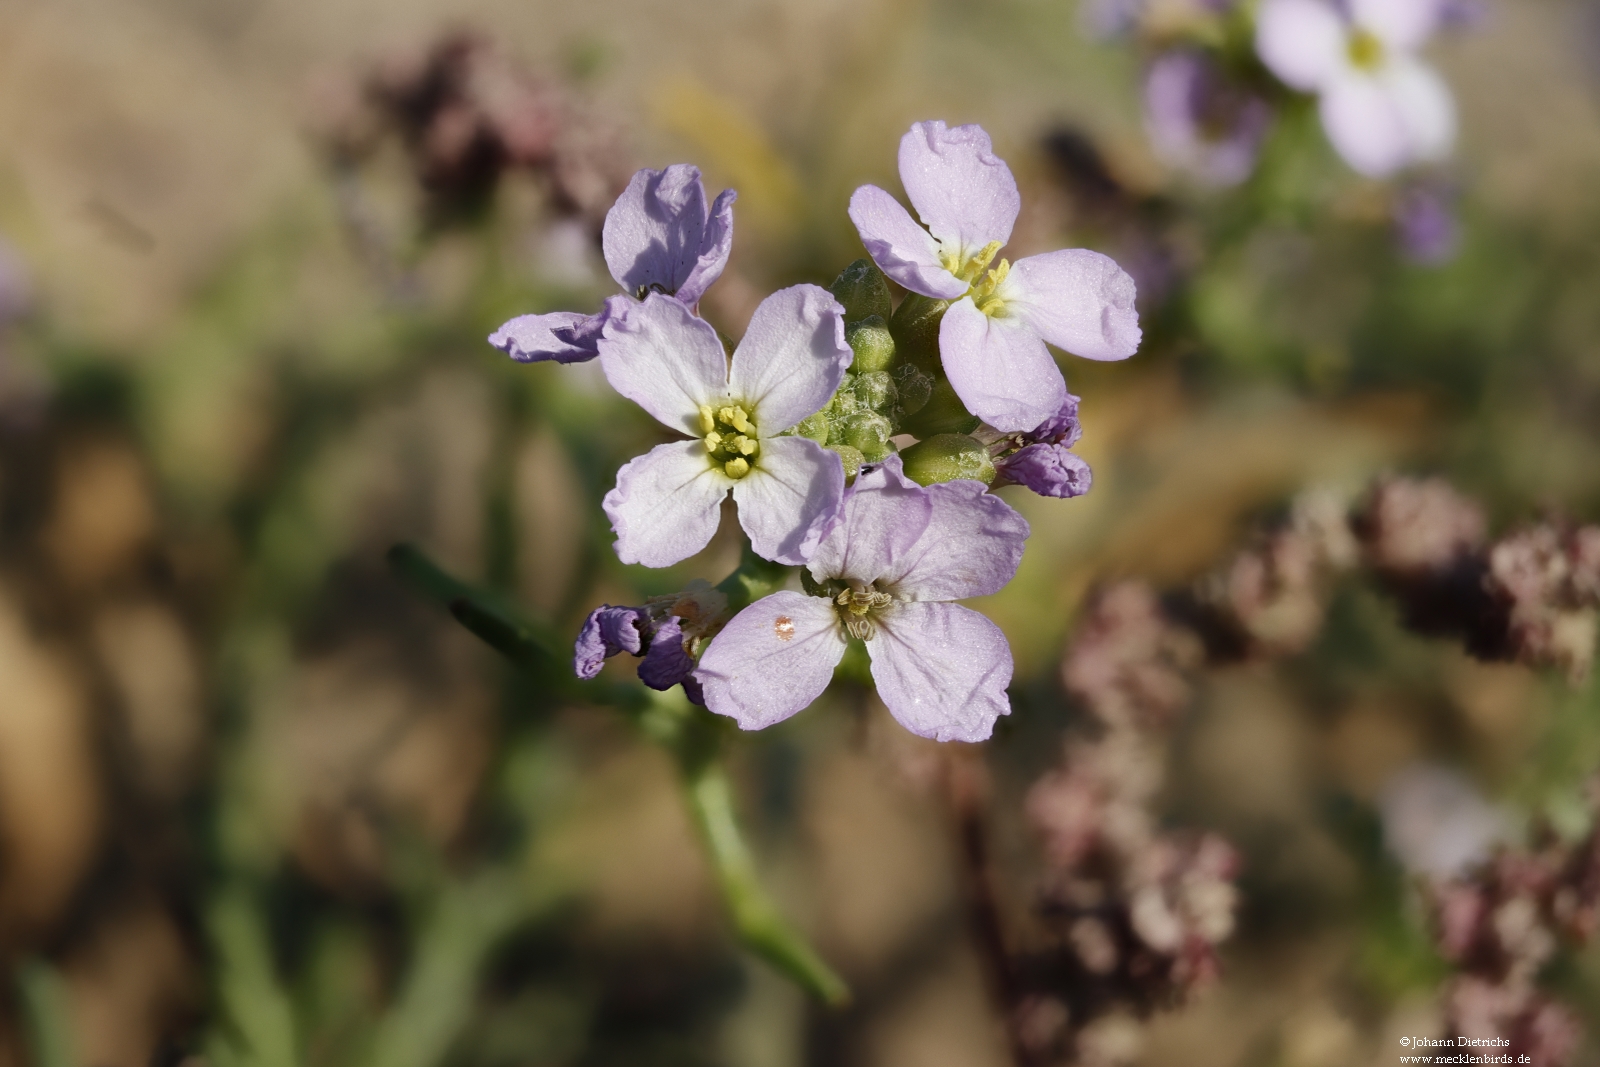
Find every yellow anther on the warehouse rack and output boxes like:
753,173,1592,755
739,437,758,456
1348,28,1383,70
698,404,716,433
724,457,751,478
704,432,722,453
730,408,753,434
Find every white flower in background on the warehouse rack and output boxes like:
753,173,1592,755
1256,0,1456,177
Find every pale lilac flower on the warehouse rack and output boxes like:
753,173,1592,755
1256,0,1456,177
993,394,1094,499
599,286,851,567
696,455,1028,742
1144,51,1272,187
490,164,735,363
848,121,1141,433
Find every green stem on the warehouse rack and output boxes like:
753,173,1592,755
16,959,77,1067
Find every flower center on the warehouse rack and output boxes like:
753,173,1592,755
937,240,1011,319
833,582,894,641
1348,28,1384,71
699,403,761,479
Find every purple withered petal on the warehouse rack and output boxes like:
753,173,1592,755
1030,394,1084,449
676,187,737,306
897,121,1021,254
697,591,847,730
847,185,968,299
638,615,697,691
574,604,650,678
868,601,1013,742
996,444,1094,499
489,310,603,364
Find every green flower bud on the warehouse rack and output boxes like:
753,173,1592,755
795,409,830,444
852,369,896,412
828,259,894,323
836,410,895,462
898,434,997,487
888,293,949,376
845,315,897,374
899,376,979,438
890,364,933,421
830,374,866,415
828,443,866,481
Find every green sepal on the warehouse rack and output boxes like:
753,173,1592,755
828,258,894,323
844,316,896,374
898,433,997,486
888,293,949,376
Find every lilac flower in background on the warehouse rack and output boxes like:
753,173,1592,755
599,285,851,568
0,239,30,326
1256,0,1456,177
575,580,729,703
696,454,1029,742
1079,0,1148,40
992,394,1094,499
1393,181,1460,264
849,121,1141,433
490,164,735,363
1144,51,1272,187
1380,763,1512,881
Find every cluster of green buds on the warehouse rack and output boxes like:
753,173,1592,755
791,259,997,487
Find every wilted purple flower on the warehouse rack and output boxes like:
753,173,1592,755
848,121,1141,433
1393,181,1460,263
599,285,851,567
696,454,1028,742
1256,0,1455,177
992,394,1094,498
574,581,729,702
490,164,735,363
1144,51,1272,187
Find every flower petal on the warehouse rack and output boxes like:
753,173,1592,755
1351,0,1440,51
1256,0,1348,92
996,443,1093,499
806,455,932,585
731,436,846,565
730,284,853,433
697,592,846,730
880,480,1030,601
602,440,730,567
598,293,729,435
868,601,1013,742
898,121,1021,253
1385,60,1456,163
939,297,1067,434
638,616,696,691
602,164,711,298
1319,73,1414,177
1007,249,1142,362
848,185,969,299
574,604,649,678
489,311,602,364
676,187,737,306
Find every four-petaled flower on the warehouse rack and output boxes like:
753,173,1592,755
848,121,1141,433
490,164,735,363
696,455,1029,742
1256,0,1455,177
600,285,853,567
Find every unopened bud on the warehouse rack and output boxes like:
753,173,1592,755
828,443,866,481
898,434,997,486
852,370,897,411
829,259,894,323
888,293,949,376
795,410,830,444
899,377,979,438
845,316,897,374
837,411,895,462
891,364,933,421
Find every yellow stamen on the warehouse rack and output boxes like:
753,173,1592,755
738,436,758,456
698,404,716,434
1348,28,1383,70
704,431,722,453
725,457,751,478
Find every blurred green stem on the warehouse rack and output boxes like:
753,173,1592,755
206,884,301,1067
389,542,850,1006
17,959,76,1067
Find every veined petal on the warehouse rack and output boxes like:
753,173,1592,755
848,185,968,299
603,164,710,298
1385,59,1456,163
731,436,845,566
675,187,737,306
881,480,1030,602
1351,0,1440,51
1320,73,1415,177
697,592,846,731
602,441,730,567
807,456,931,585
489,311,602,364
898,121,1021,253
731,285,853,433
939,298,1067,434
1256,0,1349,92
598,293,729,435
1007,249,1141,363
868,601,1013,742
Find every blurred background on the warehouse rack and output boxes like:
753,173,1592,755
3,0,1600,1064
